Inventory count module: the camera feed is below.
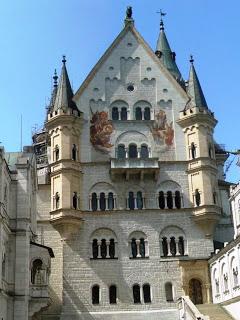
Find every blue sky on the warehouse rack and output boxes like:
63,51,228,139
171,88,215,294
0,0,240,181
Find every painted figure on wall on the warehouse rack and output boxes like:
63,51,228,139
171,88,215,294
90,110,114,153
151,110,174,146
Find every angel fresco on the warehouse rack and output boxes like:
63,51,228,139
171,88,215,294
151,110,174,147
90,111,114,153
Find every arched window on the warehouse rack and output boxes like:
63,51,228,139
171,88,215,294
170,237,176,256
121,107,127,120
159,191,165,209
139,238,145,257
135,107,142,120
72,144,77,160
129,144,137,158
55,145,59,161
165,282,174,302
73,192,78,209
233,267,238,287
91,193,98,211
143,284,151,303
99,192,106,211
92,285,100,304
109,239,115,258
92,239,98,259
136,191,143,209
117,144,125,159
55,192,60,209
131,238,137,258
128,191,135,210
175,191,181,209
167,191,173,209
108,192,114,210
195,189,201,206
223,273,228,292
133,284,141,303
109,285,117,304
140,145,149,159
112,107,119,120
100,239,107,258
191,143,196,159
162,237,168,257
31,259,43,284
178,236,185,255
144,107,151,120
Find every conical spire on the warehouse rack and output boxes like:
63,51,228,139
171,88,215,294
186,56,208,109
45,69,58,124
155,16,183,83
52,56,79,113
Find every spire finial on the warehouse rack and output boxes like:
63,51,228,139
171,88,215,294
157,9,166,30
124,6,134,26
53,69,58,88
190,55,194,64
62,55,66,64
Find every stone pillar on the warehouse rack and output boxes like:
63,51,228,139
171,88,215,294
106,241,110,258
97,241,101,258
136,240,141,258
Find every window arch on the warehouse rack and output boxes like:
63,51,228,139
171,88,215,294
92,285,100,304
91,193,98,211
121,107,127,120
112,107,119,120
89,183,116,211
31,259,43,284
140,145,149,159
109,285,117,304
129,144,137,158
99,192,106,211
158,181,182,210
160,226,187,257
129,231,148,258
143,284,151,303
133,284,141,303
165,282,174,302
72,144,77,160
117,144,125,159
133,101,152,121
144,107,150,120
135,107,142,120
90,228,117,259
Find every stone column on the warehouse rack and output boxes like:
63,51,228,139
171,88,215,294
106,241,110,258
136,240,141,258
97,241,101,258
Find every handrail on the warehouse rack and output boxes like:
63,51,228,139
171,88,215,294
178,296,209,320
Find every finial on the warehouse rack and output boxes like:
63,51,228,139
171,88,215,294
62,55,66,64
126,6,132,19
190,55,194,64
53,69,58,87
157,9,166,30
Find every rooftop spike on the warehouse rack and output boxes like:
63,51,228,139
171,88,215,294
52,56,79,114
45,69,59,122
186,55,208,110
124,6,134,26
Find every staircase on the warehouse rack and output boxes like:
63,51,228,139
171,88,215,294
196,304,234,320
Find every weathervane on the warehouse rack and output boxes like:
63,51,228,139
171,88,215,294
157,9,166,30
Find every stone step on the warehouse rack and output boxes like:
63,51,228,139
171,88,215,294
196,303,234,320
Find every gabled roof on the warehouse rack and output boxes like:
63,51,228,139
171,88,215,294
74,22,188,102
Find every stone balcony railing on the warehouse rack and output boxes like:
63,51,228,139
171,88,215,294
178,296,209,320
30,284,49,298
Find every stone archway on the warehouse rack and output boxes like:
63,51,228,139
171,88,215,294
189,278,203,305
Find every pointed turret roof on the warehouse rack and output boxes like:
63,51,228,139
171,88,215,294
186,56,208,110
155,19,183,83
52,56,79,113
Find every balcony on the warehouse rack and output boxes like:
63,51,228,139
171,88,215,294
110,157,160,180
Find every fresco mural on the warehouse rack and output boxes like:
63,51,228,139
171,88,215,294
151,110,174,147
90,110,114,153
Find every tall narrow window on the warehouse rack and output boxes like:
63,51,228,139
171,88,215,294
128,191,135,210
133,284,141,303
100,239,107,258
112,107,119,120
92,285,100,304
136,191,143,209
73,192,78,209
129,144,137,158
121,107,127,120
159,191,165,209
108,192,114,210
31,259,43,284
170,237,176,256
117,144,125,159
99,192,106,211
175,191,181,209
162,237,168,257
233,268,238,287
55,192,60,209
167,191,173,209
191,143,196,159
135,107,142,120
178,236,185,255
139,238,145,257
144,107,151,120
140,145,149,159
92,239,98,259
72,144,77,160
55,145,59,161
131,238,137,258
109,285,117,304
91,193,98,211
165,282,174,302
195,189,201,207
109,239,115,258
2,253,6,279
143,284,151,303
